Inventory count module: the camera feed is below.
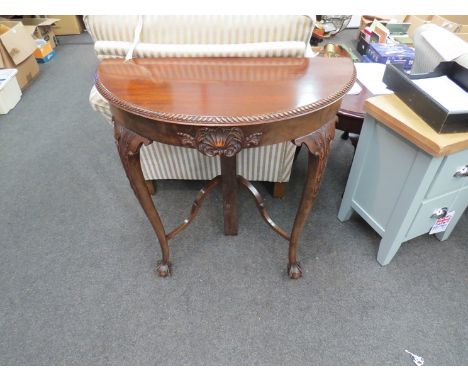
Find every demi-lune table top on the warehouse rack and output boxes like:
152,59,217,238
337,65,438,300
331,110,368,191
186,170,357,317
95,57,356,126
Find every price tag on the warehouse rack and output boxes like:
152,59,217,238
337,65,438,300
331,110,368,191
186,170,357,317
429,211,455,235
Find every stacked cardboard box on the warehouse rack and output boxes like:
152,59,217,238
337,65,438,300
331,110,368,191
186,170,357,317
14,17,60,49
4,18,59,65
33,40,56,63
0,20,40,89
404,15,468,42
47,15,84,35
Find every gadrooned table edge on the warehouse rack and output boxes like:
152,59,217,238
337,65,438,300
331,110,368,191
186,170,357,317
94,65,356,127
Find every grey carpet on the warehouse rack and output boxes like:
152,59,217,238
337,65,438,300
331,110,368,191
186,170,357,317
0,30,466,366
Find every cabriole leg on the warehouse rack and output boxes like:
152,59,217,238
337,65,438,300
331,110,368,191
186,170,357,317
288,121,335,279
114,121,172,277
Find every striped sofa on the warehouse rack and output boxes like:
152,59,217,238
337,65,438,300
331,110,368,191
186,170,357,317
85,15,314,192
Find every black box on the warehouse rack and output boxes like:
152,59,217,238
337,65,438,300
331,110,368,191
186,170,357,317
383,62,468,134
357,34,369,56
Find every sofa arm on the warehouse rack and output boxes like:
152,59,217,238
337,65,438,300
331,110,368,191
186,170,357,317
84,15,139,42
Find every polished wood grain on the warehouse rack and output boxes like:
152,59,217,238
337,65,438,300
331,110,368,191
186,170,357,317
96,57,355,126
365,94,468,157
97,56,356,279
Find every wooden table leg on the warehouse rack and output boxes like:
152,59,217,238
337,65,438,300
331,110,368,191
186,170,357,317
114,122,172,277
221,155,239,235
288,120,335,279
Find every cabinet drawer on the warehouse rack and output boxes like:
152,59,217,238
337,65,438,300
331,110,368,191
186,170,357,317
405,190,460,241
426,150,468,198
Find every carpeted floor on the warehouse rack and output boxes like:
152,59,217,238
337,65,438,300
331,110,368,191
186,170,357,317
0,31,466,366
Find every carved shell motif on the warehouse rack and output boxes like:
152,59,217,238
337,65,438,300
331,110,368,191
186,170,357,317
198,128,243,157
178,127,262,157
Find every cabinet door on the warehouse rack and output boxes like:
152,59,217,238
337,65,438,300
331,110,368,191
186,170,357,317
405,189,460,241
426,150,468,199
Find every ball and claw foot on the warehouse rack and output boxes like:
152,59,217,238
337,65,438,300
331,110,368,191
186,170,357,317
155,261,172,277
287,262,302,279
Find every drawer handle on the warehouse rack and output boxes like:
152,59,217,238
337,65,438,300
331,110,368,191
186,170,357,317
453,166,468,178
431,207,448,219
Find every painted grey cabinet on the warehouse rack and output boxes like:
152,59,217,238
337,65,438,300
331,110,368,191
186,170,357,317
338,95,468,265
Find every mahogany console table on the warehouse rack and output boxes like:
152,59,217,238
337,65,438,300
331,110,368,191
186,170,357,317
95,57,355,279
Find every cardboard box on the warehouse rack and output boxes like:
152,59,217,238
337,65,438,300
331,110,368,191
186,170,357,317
48,15,84,35
440,15,468,42
403,15,433,38
383,61,468,134
436,15,468,32
14,17,60,49
439,15,468,25
358,15,406,39
0,20,40,89
431,15,461,33
13,55,39,89
369,20,390,43
404,15,468,41
367,43,415,71
359,15,388,32
0,21,37,66
456,25,468,42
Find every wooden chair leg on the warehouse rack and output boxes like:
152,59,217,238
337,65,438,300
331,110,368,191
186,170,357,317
272,182,286,199
145,180,157,195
